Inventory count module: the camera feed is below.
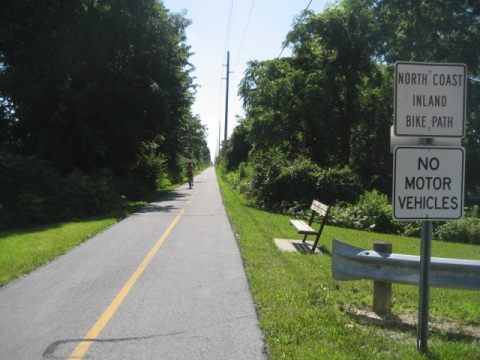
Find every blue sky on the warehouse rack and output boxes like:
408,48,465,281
161,0,331,159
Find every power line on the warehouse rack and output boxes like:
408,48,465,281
233,0,256,72
223,0,236,57
277,0,313,59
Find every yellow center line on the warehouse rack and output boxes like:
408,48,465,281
67,209,185,359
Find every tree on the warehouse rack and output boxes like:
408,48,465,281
239,58,306,157
179,114,211,166
286,7,377,167
345,0,480,203
0,0,196,177
239,6,380,172
350,65,394,194
219,117,251,171
352,0,480,71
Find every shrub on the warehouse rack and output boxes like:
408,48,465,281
330,190,400,234
131,142,167,189
247,151,289,209
434,217,480,245
247,153,362,212
329,190,480,242
167,158,186,185
315,166,362,206
399,221,422,238
248,154,318,211
221,162,254,196
238,162,248,180
61,169,123,218
0,151,63,228
0,151,124,229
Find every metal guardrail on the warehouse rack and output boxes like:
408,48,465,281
332,239,480,291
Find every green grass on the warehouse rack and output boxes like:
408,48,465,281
216,170,480,359
0,182,180,287
0,218,117,285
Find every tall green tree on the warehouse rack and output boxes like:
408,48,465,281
343,0,480,202
179,113,211,166
286,7,377,167
352,0,480,70
239,5,382,174
0,0,196,177
349,65,393,193
239,58,305,157
219,116,251,171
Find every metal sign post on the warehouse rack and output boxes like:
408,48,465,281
417,221,432,352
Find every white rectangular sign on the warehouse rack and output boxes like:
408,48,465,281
393,146,465,221
394,62,467,138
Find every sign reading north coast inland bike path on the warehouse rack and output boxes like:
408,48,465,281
394,62,467,138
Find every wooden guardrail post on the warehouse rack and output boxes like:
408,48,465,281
373,242,392,315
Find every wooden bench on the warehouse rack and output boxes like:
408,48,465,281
289,200,330,253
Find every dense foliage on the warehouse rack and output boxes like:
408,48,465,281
0,151,122,228
0,1,211,229
243,153,361,211
221,0,480,198
217,0,480,244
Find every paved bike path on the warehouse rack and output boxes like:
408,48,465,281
0,167,266,359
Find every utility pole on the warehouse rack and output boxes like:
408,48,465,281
223,51,231,142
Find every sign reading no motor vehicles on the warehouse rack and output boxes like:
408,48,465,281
394,62,467,138
393,146,465,221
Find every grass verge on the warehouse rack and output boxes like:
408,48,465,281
0,182,180,287
216,170,480,359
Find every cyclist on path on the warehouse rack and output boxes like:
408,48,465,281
186,161,195,188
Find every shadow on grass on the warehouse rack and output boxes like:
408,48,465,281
292,243,332,256
0,222,65,239
290,242,332,256
0,185,184,237
345,309,480,343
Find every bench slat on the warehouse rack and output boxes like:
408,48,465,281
289,220,318,235
310,200,329,215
